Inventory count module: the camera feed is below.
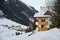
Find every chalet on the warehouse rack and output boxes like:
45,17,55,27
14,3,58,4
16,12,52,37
34,10,52,31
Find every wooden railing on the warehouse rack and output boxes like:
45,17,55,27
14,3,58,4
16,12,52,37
38,21,48,25
38,27,48,31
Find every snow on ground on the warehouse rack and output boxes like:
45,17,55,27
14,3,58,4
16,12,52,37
0,25,60,40
0,18,60,40
0,18,20,26
0,18,28,29
27,29,60,40
0,26,17,40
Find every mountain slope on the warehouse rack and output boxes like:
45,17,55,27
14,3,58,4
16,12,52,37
0,25,60,40
0,0,38,26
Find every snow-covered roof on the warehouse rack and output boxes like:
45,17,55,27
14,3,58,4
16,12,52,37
34,8,51,18
34,11,45,17
34,12,51,18
33,7,52,17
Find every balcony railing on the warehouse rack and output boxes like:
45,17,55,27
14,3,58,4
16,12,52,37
38,21,48,25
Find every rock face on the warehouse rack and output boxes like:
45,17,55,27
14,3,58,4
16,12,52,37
0,0,38,26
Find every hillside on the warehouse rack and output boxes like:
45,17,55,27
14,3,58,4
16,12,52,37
0,25,60,40
0,18,60,40
0,0,38,26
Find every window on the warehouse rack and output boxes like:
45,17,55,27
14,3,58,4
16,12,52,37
41,19,45,22
36,19,39,22
36,18,39,22
40,18,45,22
41,25,44,28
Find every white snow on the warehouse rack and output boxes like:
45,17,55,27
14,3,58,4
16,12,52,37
33,7,52,17
0,0,60,40
0,18,28,29
0,18,20,26
0,25,60,40
0,18,60,40
20,0,46,11
34,10,51,17
20,0,55,11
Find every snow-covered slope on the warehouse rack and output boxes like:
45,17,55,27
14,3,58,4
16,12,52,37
0,18,60,40
0,18,28,29
0,26,17,40
27,29,60,40
0,24,60,40
20,0,46,11
20,0,55,11
0,18,20,26
3,0,37,26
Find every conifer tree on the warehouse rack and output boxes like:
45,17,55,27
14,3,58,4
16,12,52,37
52,0,60,28
33,18,37,30
0,0,5,10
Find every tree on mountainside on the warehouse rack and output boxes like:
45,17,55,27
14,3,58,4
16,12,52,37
51,0,60,28
0,0,5,10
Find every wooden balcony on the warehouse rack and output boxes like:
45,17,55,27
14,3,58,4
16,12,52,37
38,27,48,31
38,21,48,25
